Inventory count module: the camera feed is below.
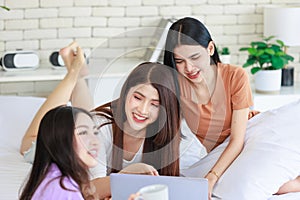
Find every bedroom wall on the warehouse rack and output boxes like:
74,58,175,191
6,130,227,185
0,0,300,96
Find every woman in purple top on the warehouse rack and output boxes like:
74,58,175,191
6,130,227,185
19,43,99,199
19,106,100,200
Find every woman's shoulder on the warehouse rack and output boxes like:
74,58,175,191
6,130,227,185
218,63,248,81
218,63,246,74
32,164,84,199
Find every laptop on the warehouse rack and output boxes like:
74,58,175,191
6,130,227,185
110,173,208,200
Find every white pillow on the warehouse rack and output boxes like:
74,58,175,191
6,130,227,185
0,96,45,199
0,96,45,151
181,99,300,200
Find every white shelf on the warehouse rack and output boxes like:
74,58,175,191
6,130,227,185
0,67,67,83
252,81,300,111
252,81,300,96
0,58,144,83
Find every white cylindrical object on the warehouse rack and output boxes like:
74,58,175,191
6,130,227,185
254,69,282,93
264,6,300,46
220,55,231,64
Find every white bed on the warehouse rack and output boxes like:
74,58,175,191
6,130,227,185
0,95,299,200
0,96,44,199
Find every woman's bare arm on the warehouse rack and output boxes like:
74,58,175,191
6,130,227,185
20,42,85,154
205,107,249,198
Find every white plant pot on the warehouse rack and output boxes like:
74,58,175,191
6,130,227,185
220,55,231,64
254,69,282,93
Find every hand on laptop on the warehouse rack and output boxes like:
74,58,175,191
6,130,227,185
119,163,159,176
128,193,140,200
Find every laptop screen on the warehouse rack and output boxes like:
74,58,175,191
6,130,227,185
110,173,208,200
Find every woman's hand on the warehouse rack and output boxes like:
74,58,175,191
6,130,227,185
248,110,260,119
204,172,218,200
128,193,140,200
120,163,159,176
59,41,88,78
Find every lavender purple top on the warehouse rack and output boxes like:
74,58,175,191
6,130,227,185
32,163,84,200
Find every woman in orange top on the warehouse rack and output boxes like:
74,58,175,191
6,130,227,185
163,17,300,198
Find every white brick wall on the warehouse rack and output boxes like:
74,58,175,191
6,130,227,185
209,0,238,4
24,29,57,39
25,8,58,18
7,0,39,9
59,7,92,17
159,6,192,16
75,0,108,7
0,20,4,30
0,30,23,41
108,17,139,27
58,27,91,38
40,18,73,28
93,27,125,37
143,0,174,6
0,0,300,96
193,5,224,15
6,40,39,51
40,0,73,8
0,9,23,19
224,5,256,14
0,41,4,52
126,6,158,16
5,19,38,30
74,17,107,27
109,0,141,6
40,39,73,50
93,7,125,17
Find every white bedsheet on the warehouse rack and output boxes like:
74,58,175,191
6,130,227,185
0,95,299,200
0,149,31,199
182,99,300,200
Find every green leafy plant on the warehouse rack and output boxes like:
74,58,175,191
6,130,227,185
239,36,294,74
220,47,230,55
0,6,10,11
217,47,230,55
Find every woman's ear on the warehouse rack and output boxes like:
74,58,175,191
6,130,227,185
207,41,215,56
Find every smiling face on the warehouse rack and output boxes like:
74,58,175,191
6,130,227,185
124,83,160,134
174,43,215,84
74,113,100,168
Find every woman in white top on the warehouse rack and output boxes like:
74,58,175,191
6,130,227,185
90,62,206,198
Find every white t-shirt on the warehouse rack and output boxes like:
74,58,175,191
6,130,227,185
89,117,207,179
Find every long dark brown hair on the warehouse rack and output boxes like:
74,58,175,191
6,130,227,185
94,62,181,176
164,17,221,70
19,106,95,200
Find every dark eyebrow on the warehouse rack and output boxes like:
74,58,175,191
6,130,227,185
189,52,201,58
134,91,159,102
75,125,88,129
174,52,201,60
174,57,183,60
75,125,97,129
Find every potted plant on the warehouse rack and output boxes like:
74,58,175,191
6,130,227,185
239,36,294,93
219,47,231,64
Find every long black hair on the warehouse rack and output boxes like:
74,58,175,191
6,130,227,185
164,17,221,69
20,106,95,200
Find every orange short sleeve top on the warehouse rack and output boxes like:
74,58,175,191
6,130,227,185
179,63,253,151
